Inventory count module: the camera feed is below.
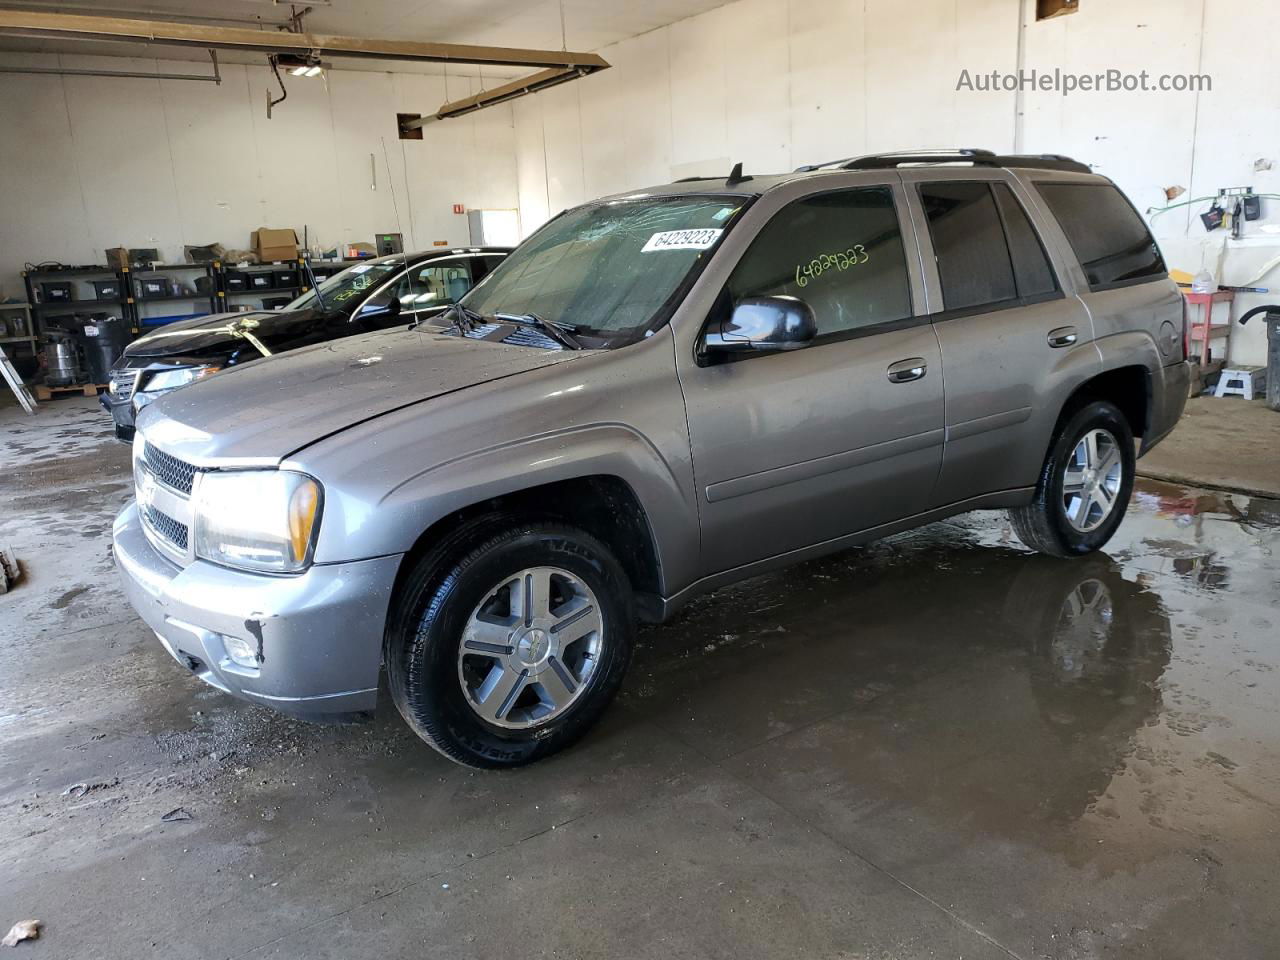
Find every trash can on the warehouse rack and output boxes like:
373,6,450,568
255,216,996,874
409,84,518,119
80,316,131,385
1239,305,1280,411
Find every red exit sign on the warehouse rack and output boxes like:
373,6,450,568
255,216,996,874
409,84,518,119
452,203,465,214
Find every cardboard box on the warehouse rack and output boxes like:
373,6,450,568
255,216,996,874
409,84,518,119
105,247,129,270
251,228,298,264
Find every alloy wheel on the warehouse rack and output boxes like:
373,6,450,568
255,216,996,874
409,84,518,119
456,566,603,729
1061,428,1124,533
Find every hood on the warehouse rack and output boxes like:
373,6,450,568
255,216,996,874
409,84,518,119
124,309,323,359
138,327,584,464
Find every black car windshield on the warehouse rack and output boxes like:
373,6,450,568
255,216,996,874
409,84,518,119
286,261,402,311
461,195,743,345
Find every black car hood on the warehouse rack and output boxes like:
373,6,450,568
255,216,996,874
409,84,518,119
123,308,334,360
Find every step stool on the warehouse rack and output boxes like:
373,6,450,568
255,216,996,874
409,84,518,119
1213,366,1267,400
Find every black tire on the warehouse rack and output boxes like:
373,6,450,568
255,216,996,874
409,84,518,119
385,517,635,769
1009,400,1135,557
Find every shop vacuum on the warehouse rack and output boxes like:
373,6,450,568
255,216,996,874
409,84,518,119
43,331,84,387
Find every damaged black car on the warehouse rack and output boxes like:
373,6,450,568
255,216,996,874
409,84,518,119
102,247,509,441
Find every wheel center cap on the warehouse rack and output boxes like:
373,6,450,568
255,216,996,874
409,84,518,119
517,628,551,666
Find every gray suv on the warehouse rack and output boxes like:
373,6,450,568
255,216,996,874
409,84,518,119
113,150,1190,768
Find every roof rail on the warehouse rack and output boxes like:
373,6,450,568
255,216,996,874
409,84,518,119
796,149,1091,175
795,148,995,172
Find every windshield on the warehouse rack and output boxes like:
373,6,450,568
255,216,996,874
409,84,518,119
286,261,403,311
461,195,743,345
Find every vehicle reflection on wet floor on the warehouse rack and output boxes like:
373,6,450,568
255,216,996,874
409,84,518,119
2,405,1278,960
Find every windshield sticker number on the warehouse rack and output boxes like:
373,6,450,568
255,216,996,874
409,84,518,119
795,245,869,287
641,228,723,253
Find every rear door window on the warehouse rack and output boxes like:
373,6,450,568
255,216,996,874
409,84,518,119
1036,182,1167,290
919,182,1017,313
991,184,1058,299
726,187,914,338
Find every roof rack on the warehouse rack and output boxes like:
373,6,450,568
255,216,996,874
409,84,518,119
795,148,1091,175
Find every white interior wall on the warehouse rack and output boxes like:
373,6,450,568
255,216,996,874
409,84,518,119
513,0,1280,365
0,53,519,300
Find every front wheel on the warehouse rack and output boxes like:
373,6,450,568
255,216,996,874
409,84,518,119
386,520,635,768
1009,400,1136,557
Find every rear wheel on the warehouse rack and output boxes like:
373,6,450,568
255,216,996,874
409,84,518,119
386,519,634,768
1010,400,1135,557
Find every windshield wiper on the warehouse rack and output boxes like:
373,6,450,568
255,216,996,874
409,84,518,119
419,302,485,334
494,311,583,350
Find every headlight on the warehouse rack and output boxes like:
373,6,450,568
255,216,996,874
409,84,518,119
141,365,221,393
193,471,322,574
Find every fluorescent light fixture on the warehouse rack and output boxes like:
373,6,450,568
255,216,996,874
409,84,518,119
303,64,323,77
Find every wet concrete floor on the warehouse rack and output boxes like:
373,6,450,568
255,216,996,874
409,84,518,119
1,397,1278,959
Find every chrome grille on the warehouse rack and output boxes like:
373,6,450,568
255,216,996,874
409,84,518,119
144,444,197,495
110,370,139,402
143,503,189,550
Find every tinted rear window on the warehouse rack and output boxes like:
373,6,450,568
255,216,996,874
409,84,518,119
919,182,1017,312
1036,182,1167,290
992,184,1058,299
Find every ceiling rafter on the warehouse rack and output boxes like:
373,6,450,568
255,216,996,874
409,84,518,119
0,8,608,118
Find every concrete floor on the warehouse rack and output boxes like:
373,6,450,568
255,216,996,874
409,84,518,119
2,396,1279,959
1138,395,1280,499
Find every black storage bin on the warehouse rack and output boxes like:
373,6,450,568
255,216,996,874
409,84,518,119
194,275,213,294
310,267,335,282
224,271,248,292
139,276,169,299
79,316,130,384
41,281,73,303
248,272,274,290
262,296,292,310
272,269,299,289
92,279,120,300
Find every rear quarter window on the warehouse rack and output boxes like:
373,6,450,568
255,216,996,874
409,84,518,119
1036,182,1167,291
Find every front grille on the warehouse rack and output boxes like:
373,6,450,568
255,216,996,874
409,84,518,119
143,503,189,550
144,444,197,495
111,370,139,402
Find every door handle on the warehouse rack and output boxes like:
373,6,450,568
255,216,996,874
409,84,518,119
886,358,928,383
1047,326,1078,348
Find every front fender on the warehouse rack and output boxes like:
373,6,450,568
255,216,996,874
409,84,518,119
293,329,700,595
375,422,697,594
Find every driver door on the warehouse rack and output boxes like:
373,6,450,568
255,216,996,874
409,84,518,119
357,257,475,330
678,184,945,574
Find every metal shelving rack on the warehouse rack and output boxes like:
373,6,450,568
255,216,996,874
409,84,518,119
216,257,309,312
131,262,219,327
21,265,130,337
0,302,35,348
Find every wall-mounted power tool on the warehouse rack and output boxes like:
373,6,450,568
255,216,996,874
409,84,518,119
1202,187,1263,238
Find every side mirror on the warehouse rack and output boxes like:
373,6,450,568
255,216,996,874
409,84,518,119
703,296,817,355
357,296,401,320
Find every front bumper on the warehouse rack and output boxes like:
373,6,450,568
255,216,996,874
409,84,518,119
102,392,136,442
113,501,401,717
